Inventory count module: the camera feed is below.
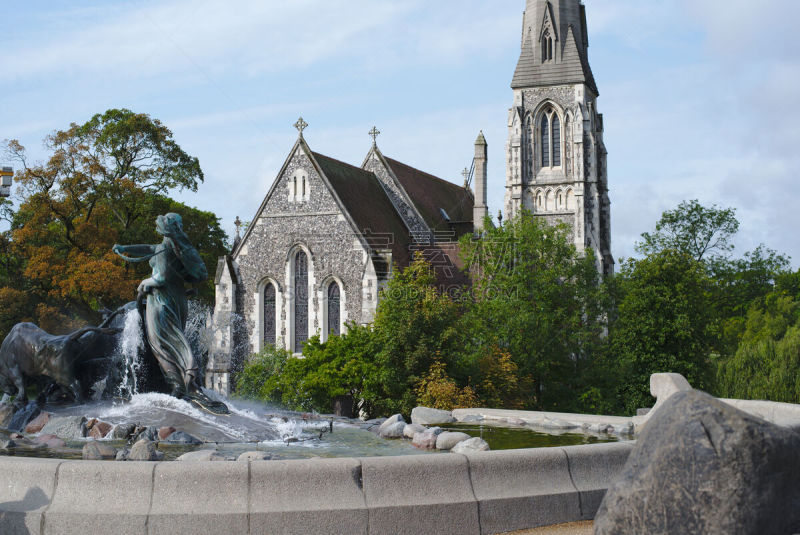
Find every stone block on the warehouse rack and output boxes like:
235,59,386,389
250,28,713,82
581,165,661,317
561,442,634,519
250,457,367,534
361,453,479,534
149,461,248,534
0,457,60,535
44,460,153,535
464,448,581,533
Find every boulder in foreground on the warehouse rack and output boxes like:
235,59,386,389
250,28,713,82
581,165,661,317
595,389,800,535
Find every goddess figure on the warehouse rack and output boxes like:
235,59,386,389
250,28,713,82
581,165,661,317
113,213,228,414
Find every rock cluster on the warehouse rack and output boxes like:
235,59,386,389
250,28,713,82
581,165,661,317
377,408,491,453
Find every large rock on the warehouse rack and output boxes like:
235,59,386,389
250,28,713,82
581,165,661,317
82,440,117,460
163,431,202,445
379,421,406,439
451,437,490,453
87,420,112,439
412,427,443,449
378,414,405,436
595,389,800,535
33,434,66,448
158,426,176,440
410,406,455,425
403,423,426,439
435,431,471,450
24,411,52,434
40,415,87,439
176,449,227,462
112,423,137,440
127,439,163,461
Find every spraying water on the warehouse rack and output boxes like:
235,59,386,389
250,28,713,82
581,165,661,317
116,308,144,398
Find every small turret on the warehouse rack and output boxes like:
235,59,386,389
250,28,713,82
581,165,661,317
473,131,488,231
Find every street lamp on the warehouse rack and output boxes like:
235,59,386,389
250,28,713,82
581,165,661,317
0,167,12,198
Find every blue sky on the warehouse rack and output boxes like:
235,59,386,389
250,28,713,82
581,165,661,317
2,0,799,267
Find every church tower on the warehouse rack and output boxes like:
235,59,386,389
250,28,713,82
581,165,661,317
505,0,613,275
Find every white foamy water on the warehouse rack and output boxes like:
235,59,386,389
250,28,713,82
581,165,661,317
116,308,144,398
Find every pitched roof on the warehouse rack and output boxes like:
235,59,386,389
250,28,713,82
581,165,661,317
312,152,411,268
383,157,474,239
512,25,598,95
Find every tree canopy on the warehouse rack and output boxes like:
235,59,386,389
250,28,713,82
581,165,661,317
0,109,227,337
636,199,739,261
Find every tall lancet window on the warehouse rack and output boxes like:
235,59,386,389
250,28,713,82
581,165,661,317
542,30,553,62
263,283,276,347
541,115,550,168
293,251,308,351
552,115,561,167
540,108,562,169
327,282,341,337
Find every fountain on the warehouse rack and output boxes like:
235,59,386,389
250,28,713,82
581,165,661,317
0,213,642,533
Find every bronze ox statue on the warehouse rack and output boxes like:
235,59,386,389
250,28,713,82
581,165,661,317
0,323,121,407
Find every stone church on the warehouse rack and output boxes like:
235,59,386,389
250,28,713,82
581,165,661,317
206,0,611,394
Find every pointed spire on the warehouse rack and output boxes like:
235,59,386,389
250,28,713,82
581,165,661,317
475,130,487,145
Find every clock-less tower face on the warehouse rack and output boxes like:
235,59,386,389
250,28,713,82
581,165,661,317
505,0,614,276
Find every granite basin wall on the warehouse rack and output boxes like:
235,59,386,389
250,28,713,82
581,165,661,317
0,441,633,535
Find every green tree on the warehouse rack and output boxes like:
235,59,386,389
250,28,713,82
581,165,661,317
610,250,713,414
716,294,800,402
636,199,739,261
1,109,227,337
459,211,608,411
369,253,463,417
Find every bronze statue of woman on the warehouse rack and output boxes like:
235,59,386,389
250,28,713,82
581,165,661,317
113,213,228,414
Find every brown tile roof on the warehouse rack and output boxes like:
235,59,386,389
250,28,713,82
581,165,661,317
383,157,474,240
312,152,411,269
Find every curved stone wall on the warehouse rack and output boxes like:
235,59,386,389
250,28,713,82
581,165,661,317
0,441,633,534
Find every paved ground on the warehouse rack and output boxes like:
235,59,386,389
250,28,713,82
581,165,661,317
502,521,593,534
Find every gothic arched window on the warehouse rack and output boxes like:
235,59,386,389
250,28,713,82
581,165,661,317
293,250,308,351
327,281,341,337
542,30,553,62
263,283,276,347
539,108,562,169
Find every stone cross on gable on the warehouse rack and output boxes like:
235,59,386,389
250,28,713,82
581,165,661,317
369,126,381,146
294,117,308,137
234,216,242,238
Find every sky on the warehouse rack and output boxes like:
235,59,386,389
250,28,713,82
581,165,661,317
2,0,799,267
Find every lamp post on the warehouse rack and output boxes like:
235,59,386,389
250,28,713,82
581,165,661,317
0,167,12,198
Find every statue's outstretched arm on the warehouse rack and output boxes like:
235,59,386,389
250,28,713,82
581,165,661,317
113,244,156,256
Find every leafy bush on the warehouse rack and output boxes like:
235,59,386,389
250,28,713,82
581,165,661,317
235,344,291,402
415,358,478,410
